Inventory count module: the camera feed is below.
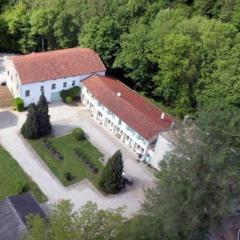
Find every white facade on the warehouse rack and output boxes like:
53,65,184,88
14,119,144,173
4,58,105,106
81,85,156,160
147,134,174,170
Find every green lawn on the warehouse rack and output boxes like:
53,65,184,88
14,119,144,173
0,145,46,202
29,131,104,187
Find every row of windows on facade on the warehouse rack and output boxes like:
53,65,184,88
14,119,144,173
93,95,147,144
25,80,76,97
105,118,144,153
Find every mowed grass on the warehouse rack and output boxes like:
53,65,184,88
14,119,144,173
29,132,104,187
0,145,46,202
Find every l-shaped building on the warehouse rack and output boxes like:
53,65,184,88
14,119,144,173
4,47,177,169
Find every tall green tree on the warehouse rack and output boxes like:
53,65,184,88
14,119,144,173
21,103,39,139
99,150,124,194
80,16,121,68
123,103,240,240
24,200,125,240
37,93,51,137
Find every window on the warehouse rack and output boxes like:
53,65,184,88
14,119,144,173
52,83,56,90
25,90,30,97
63,82,67,88
72,80,75,86
7,71,9,76
118,119,122,125
40,86,44,92
16,84,19,90
11,76,13,81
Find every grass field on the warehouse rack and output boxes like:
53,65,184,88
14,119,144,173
0,145,46,202
30,131,104,187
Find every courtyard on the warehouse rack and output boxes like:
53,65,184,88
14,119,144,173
0,102,155,217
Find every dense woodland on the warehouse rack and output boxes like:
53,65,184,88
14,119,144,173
1,1,240,239
1,0,240,116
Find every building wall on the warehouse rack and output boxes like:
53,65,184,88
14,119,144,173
148,134,174,170
5,58,105,106
81,85,151,159
5,59,22,98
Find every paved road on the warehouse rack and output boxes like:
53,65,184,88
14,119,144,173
0,103,155,217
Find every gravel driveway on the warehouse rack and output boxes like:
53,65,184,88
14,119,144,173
0,103,155,217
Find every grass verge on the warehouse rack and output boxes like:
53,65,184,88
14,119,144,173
0,145,46,202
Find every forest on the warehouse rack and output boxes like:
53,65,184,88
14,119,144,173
0,0,240,117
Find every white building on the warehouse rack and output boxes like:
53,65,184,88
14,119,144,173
81,75,176,165
4,48,106,106
4,47,178,170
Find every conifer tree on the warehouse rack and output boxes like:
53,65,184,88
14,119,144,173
37,92,51,137
21,103,39,139
99,150,124,194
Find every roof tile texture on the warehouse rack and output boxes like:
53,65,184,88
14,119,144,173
10,48,106,84
83,75,175,140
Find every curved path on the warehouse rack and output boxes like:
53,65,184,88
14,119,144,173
0,103,155,217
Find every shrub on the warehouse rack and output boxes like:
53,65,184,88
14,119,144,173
14,97,24,112
60,86,80,102
66,96,73,104
99,150,124,194
72,128,85,141
64,172,74,181
18,182,30,194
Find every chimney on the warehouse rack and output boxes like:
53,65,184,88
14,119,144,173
117,92,122,97
161,112,165,120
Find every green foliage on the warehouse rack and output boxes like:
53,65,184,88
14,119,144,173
37,93,51,136
60,86,80,102
21,103,39,139
72,128,85,141
124,103,240,240
65,96,72,104
18,182,30,194
99,150,124,194
14,97,24,111
1,0,240,115
21,94,51,139
80,16,121,68
24,200,125,240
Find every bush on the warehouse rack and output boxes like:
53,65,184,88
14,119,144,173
14,97,24,112
72,128,86,141
18,182,30,194
64,172,74,181
99,150,124,194
60,86,80,102
66,96,73,104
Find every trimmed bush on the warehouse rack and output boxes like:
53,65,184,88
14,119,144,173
99,150,124,194
72,128,86,141
18,182,30,194
14,97,24,112
60,86,80,102
64,172,74,181
66,96,73,104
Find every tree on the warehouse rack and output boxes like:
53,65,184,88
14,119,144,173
123,103,240,240
80,16,121,68
99,150,124,194
24,200,125,240
37,93,51,137
21,103,39,139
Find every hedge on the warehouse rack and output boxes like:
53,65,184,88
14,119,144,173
14,97,24,112
60,86,80,102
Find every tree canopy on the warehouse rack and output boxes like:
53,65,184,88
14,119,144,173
1,0,240,116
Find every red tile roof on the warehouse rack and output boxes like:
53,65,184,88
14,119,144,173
10,48,106,85
83,75,175,141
